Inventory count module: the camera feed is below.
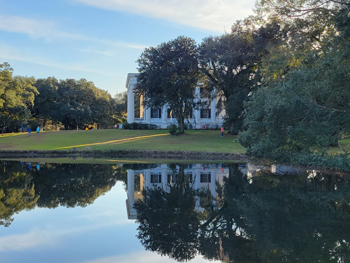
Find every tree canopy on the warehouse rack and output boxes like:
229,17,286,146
0,63,38,132
239,0,350,166
199,20,281,134
136,36,200,134
0,62,118,132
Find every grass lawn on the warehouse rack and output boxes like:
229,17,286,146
0,129,246,154
328,137,350,154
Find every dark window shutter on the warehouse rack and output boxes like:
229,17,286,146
159,108,162,118
159,174,162,183
209,109,211,118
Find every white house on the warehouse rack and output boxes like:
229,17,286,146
126,73,225,129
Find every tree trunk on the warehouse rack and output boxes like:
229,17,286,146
177,114,185,134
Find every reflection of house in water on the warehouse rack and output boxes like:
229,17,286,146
247,163,306,178
126,163,319,219
126,164,229,220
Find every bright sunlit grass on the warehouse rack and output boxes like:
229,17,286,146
0,129,246,154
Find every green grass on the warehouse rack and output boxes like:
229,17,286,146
328,137,350,154
0,129,246,154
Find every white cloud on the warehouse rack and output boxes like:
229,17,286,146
0,219,131,252
0,43,115,76
75,0,257,33
0,14,147,50
0,14,57,39
0,228,55,251
84,251,222,263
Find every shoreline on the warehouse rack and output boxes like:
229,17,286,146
0,149,248,161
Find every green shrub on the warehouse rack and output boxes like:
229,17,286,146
168,124,177,135
123,122,159,130
122,121,130,129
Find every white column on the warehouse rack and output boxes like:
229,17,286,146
146,107,151,123
162,105,167,125
127,84,135,123
195,87,201,127
195,165,201,207
145,169,151,188
161,164,168,190
211,89,216,124
127,170,135,208
211,170,217,205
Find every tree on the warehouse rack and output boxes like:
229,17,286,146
114,91,127,122
198,20,280,134
239,4,350,165
134,164,200,261
32,77,60,128
33,78,116,130
136,36,200,134
0,63,38,132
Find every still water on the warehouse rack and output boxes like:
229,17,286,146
1,161,350,263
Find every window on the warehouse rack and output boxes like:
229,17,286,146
200,174,211,183
200,109,211,119
151,108,161,118
150,174,162,183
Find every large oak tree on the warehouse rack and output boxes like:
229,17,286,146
135,36,200,134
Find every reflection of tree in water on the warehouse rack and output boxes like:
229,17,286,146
0,162,39,227
135,163,350,263
0,161,125,226
238,169,350,262
34,163,120,208
134,164,200,262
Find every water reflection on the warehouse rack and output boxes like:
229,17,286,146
126,163,229,219
1,161,350,263
131,163,350,262
0,161,124,226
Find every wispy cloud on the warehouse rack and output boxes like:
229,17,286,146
75,0,256,33
0,218,130,252
0,14,147,50
0,43,115,76
0,14,56,39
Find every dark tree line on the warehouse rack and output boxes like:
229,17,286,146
0,65,118,131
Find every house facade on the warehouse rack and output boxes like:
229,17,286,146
126,73,225,129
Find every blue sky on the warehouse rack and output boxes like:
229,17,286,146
0,0,256,96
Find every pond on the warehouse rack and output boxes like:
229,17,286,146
1,160,350,263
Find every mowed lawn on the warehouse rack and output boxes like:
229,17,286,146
0,129,246,154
